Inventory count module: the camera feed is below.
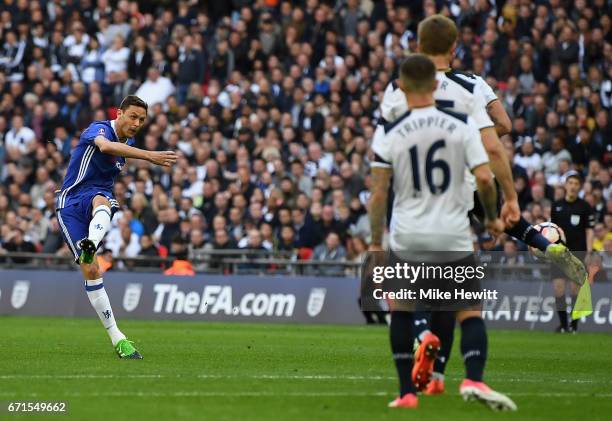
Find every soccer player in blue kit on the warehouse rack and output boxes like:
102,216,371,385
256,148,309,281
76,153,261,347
56,95,177,359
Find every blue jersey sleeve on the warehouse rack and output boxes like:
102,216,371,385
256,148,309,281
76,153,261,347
80,122,112,145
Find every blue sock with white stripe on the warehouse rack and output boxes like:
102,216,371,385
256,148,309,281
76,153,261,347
85,278,126,346
89,205,112,248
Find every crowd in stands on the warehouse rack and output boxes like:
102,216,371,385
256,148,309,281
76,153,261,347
0,0,610,275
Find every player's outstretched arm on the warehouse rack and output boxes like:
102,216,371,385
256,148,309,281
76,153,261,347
473,163,504,235
94,136,177,167
479,127,519,227
487,100,512,136
368,167,392,249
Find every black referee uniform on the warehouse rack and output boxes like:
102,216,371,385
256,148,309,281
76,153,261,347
551,197,595,253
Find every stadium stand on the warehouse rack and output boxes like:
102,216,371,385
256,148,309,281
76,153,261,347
0,0,610,274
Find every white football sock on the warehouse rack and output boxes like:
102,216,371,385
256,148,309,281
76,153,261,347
88,205,112,248
85,278,126,346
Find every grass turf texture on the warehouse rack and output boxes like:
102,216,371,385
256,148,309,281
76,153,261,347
1,317,611,420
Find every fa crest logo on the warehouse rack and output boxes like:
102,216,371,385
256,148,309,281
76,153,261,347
102,310,112,319
123,283,142,312
95,224,103,230
307,288,327,317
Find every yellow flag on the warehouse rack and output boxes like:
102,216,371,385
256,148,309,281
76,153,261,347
571,281,593,320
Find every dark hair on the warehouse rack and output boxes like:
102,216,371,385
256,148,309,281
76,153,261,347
119,95,148,112
399,54,436,93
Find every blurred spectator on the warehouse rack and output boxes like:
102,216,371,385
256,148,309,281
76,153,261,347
5,115,36,161
134,67,175,107
96,248,114,274
164,235,194,276
514,138,542,178
207,228,237,251
106,218,141,258
101,35,129,83
81,37,105,85
542,136,573,179
277,225,297,253
312,231,346,277
3,228,36,263
127,35,152,86
135,234,161,268
347,235,367,264
593,223,611,252
41,216,64,253
176,35,205,104
476,232,500,264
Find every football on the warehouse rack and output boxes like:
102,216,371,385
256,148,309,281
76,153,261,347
534,222,566,244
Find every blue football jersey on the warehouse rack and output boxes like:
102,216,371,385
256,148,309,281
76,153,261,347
57,120,134,209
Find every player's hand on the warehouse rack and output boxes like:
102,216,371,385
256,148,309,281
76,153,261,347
368,244,384,252
367,244,386,267
365,244,387,282
147,151,177,167
500,199,520,228
485,218,505,236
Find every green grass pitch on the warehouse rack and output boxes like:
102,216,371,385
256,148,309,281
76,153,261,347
1,317,611,420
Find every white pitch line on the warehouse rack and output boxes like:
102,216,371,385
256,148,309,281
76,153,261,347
508,392,612,398
0,373,609,385
0,374,395,380
198,374,397,380
0,391,392,398
0,391,611,398
0,374,166,379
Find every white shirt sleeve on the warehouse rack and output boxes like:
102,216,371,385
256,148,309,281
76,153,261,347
380,81,408,123
463,117,489,170
476,76,498,106
469,89,495,130
371,124,393,168
380,82,396,122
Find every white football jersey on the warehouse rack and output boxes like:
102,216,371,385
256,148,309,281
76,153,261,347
371,106,489,253
380,70,494,129
473,74,499,106
380,71,497,209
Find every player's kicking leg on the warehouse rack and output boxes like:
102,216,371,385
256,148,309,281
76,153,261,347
473,193,587,286
505,217,587,286
456,310,516,411
59,195,142,359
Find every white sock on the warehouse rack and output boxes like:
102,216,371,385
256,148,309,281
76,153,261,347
88,205,112,248
85,278,126,346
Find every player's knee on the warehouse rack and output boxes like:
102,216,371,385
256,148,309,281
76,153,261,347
92,195,111,209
